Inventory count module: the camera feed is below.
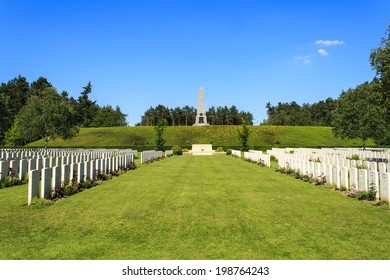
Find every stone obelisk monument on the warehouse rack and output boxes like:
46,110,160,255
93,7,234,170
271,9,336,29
193,87,209,126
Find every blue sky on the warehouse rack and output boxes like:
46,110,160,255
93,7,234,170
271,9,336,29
1,0,389,125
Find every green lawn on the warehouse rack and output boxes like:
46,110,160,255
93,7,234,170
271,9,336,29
1,156,390,260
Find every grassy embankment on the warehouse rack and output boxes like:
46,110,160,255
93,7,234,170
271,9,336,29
27,125,376,150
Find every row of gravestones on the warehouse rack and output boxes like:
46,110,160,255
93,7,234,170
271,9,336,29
231,150,271,167
277,155,390,173
273,148,390,179
275,155,390,202
271,152,390,165
165,150,173,157
243,150,271,167
0,151,138,181
282,159,390,203
268,147,390,163
231,150,241,157
27,154,135,205
140,150,163,164
0,148,138,162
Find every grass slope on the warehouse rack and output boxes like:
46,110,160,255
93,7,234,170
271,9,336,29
1,156,390,260
27,125,375,149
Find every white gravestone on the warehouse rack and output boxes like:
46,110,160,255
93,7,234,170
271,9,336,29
19,159,28,180
52,166,61,192
0,161,7,180
43,157,50,168
370,162,378,171
61,164,70,186
70,163,77,182
28,158,36,172
358,169,368,192
28,170,40,205
380,172,390,203
350,168,358,190
332,165,340,189
340,166,349,190
326,164,333,185
90,160,96,180
77,162,84,183
40,167,52,199
378,163,387,175
368,170,379,199
84,161,90,181
10,160,19,177
315,162,322,177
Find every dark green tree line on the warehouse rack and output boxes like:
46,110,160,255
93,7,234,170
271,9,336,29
139,105,253,126
0,76,128,145
332,82,385,148
265,98,336,126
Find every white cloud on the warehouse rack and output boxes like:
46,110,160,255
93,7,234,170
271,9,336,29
315,39,344,46
293,55,312,64
318,49,329,56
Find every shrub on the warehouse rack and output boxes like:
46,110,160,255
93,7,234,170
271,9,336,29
62,182,80,197
182,148,189,152
216,147,224,152
127,162,137,170
285,168,295,176
356,191,369,200
172,145,183,155
347,188,358,198
311,177,326,186
294,171,303,180
302,174,311,182
22,172,29,184
226,149,232,155
95,170,111,181
356,164,367,169
79,180,94,190
100,173,111,181
350,154,360,160
238,120,250,151
368,185,377,201
270,155,277,162
0,175,21,188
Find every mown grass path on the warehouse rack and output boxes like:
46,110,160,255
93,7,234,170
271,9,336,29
1,156,390,259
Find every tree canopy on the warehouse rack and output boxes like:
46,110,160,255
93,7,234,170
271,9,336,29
0,76,128,146
332,82,385,147
139,105,253,126
369,23,390,143
265,98,336,126
11,87,79,148
331,23,390,146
